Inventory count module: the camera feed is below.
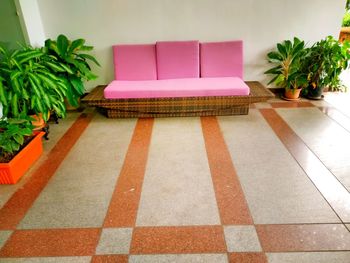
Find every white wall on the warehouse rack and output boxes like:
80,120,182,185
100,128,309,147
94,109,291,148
15,0,45,47
35,0,345,90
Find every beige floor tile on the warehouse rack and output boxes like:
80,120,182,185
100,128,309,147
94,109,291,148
0,113,80,209
95,228,132,254
224,225,262,252
136,117,220,226
267,252,350,263
18,115,137,228
129,254,228,263
218,110,339,224
277,108,350,193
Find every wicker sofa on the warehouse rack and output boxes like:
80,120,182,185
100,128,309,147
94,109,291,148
83,40,274,118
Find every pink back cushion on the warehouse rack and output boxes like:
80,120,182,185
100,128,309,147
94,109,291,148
200,41,243,78
156,40,200,79
113,44,157,80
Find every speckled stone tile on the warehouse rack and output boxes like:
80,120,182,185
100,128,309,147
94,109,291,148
0,113,93,230
256,224,350,252
136,118,220,226
271,108,350,221
267,252,350,263
129,254,228,263
91,255,128,263
0,113,81,210
130,226,226,254
0,228,100,257
95,228,132,254
0,231,12,249
228,252,267,263
18,117,137,229
224,225,262,252
0,257,91,263
253,102,272,109
218,110,339,224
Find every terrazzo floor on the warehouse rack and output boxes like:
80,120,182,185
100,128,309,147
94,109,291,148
0,93,350,262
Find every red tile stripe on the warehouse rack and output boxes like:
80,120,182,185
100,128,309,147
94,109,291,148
256,224,350,252
229,252,268,263
0,228,100,257
0,113,93,230
130,226,226,254
270,101,314,108
104,118,154,227
260,109,350,222
91,255,128,263
201,116,253,225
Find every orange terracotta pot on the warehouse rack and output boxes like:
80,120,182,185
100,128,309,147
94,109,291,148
0,132,45,184
31,113,50,129
284,89,301,100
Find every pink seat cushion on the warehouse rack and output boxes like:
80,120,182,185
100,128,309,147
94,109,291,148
156,41,199,80
200,41,243,78
104,77,250,99
113,44,157,80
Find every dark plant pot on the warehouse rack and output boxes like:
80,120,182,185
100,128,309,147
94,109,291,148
307,86,324,100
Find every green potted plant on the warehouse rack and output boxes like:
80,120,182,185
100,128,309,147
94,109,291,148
0,45,67,121
0,116,45,184
264,37,309,100
304,36,350,99
44,34,100,109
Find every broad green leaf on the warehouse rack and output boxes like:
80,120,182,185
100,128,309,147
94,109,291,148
69,76,85,95
57,34,69,57
77,53,100,66
68,39,85,54
45,61,66,72
13,134,24,145
277,43,287,58
59,62,74,74
0,82,8,106
80,45,93,51
11,93,19,117
28,75,42,98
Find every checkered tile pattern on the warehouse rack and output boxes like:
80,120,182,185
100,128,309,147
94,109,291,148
1,95,350,262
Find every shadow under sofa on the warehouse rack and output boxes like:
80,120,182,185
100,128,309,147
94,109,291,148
83,40,274,118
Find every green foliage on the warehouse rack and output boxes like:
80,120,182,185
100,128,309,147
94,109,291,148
44,34,100,107
264,37,309,90
0,45,67,121
265,36,350,93
0,116,34,157
342,12,350,27
305,36,350,92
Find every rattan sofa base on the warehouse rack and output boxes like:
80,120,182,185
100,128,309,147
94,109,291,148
82,81,274,118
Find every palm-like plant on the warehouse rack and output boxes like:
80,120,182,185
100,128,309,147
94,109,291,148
264,37,309,91
44,34,100,107
0,45,67,121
